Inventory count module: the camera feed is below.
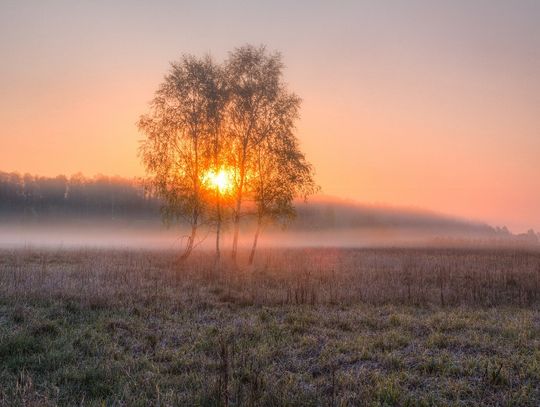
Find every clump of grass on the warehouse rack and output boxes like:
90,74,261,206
483,361,509,387
0,332,44,359
372,330,410,352
31,321,60,338
11,305,29,324
59,365,118,400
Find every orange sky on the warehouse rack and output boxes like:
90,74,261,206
1,1,539,232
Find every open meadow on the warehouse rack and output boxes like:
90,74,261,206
1,247,540,406
3,1,540,405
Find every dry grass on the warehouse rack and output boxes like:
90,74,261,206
0,247,539,405
2,247,540,307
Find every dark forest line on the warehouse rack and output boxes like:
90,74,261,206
0,171,158,219
1,171,538,245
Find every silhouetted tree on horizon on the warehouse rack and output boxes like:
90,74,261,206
224,45,317,262
137,45,318,262
247,106,318,264
138,55,225,259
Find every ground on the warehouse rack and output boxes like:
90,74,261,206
0,248,539,406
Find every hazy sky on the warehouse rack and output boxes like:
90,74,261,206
1,1,539,232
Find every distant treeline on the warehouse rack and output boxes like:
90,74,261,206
0,172,159,219
1,171,538,244
0,171,478,229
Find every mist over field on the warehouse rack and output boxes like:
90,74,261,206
1,198,537,250
2,171,539,253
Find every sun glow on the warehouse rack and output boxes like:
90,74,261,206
203,168,234,195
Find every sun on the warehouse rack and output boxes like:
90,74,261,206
203,168,234,195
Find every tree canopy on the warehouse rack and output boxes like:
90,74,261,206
138,45,318,262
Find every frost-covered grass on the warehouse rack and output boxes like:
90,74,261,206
1,248,539,406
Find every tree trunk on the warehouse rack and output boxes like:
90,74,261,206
181,223,197,260
231,156,246,262
248,218,262,265
231,212,240,262
231,184,243,262
215,198,221,262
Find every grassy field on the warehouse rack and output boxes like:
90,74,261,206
1,247,539,406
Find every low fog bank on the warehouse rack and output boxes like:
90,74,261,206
0,220,176,250
1,201,539,250
2,171,539,249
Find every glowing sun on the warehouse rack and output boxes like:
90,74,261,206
203,168,234,194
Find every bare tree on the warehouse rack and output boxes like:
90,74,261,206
204,68,229,262
225,45,297,262
138,45,318,262
138,55,224,260
248,127,318,265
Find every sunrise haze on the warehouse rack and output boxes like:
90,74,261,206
1,0,539,232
